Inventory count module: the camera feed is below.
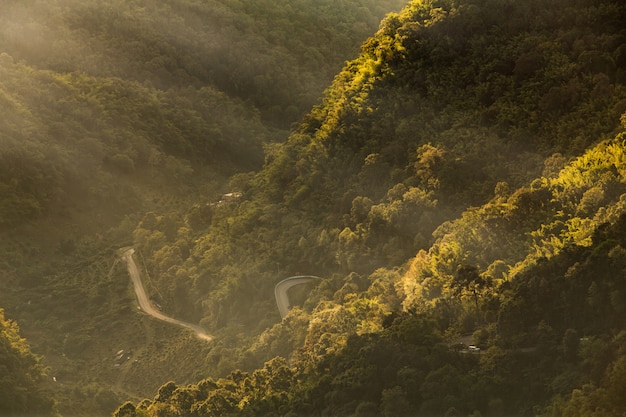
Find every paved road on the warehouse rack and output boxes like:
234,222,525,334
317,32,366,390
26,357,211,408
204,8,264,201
274,275,322,318
122,248,212,341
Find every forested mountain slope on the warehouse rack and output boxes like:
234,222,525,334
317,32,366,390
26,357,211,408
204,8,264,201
118,0,626,416
1,0,405,232
0,308,56,417
131,0,626,340
1,0,405,128
0,57,265,231
0,1,405,416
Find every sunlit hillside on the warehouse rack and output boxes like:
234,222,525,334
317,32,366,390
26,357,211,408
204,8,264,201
116,0,626,415
2,0,626,416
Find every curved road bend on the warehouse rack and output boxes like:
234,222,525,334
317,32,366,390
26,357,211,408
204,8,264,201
122,248,212,341
275,275,322,319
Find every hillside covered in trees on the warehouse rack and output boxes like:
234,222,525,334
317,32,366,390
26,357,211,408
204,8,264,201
0,0,405,415
2,0,626,416
115,0,626,416
0,308,56,417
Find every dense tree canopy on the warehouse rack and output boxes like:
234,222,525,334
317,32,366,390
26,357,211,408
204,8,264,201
0,1,407,415
2,0,626,416
119,0,626,415
0,0,405,128
130,0,626,337
0,309,56,416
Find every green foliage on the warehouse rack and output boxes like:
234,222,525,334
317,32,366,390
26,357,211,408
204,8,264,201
0,308,56,416
125,163,626,416
0,0,405,128
3,0,626,416
121,0,626,413
1,1,410,413
0,55,266,231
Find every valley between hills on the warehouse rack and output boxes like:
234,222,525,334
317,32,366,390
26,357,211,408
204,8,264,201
2,1,626,416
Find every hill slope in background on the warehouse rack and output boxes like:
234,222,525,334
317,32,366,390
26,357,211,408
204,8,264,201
117,0,626,416
0,0,406,129
0,0,406,233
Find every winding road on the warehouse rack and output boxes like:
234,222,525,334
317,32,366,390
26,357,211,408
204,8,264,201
122,248,212,341
274,275,322,318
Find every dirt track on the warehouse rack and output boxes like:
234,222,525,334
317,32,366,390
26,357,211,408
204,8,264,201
122,248,212,341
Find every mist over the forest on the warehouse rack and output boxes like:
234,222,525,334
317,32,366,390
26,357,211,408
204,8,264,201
1,0,404,128
2,0,626,416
